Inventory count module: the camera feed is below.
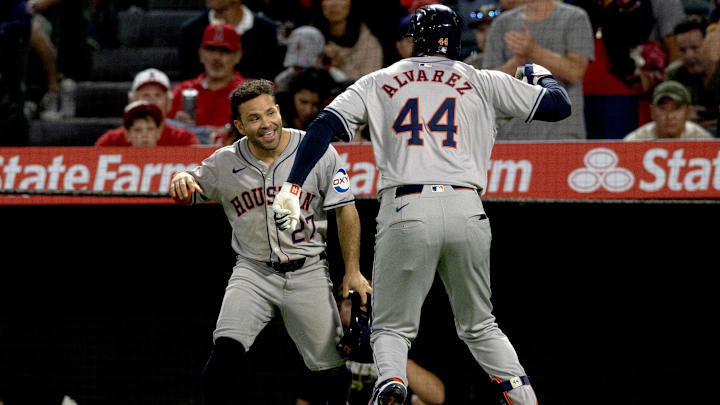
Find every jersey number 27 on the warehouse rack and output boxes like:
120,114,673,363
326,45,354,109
392,97,457,148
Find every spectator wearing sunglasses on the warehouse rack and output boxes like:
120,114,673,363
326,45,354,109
464,4,503,68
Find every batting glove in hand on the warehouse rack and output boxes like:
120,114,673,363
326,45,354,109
515,63,553,85
272,182,301,231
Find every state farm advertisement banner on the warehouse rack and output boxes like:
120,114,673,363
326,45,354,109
1,141,719,205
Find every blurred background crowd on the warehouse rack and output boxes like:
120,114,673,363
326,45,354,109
1,0,719,148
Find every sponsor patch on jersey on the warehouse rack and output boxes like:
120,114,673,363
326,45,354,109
332,168,351,193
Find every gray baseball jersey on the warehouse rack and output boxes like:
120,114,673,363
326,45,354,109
188,129,354,370
189,128,353,262
325,56,544,194
324,56,541,404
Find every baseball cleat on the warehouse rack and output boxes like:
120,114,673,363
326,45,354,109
369,377,407,405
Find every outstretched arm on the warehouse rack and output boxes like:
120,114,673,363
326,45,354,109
516,64,572,122
286,111,347,186
273,111,348,231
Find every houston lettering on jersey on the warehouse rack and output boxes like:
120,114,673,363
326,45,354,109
229,186,316,217
381,69,473,98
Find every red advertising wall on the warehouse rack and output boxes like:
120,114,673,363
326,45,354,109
1,140,719,205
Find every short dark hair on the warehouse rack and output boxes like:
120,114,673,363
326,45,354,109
122,101,163,129
287,67,335,101
230,79,276,123
674,15,708,36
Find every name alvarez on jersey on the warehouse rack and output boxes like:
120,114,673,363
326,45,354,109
380,67,473,98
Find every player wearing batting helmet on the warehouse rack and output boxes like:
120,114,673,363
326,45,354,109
274,4,571,405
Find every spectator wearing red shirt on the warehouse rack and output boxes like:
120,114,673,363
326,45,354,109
169,24,249,133
95,68,200,146
97,100,200,147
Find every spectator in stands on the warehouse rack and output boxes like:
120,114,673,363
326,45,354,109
483,0,594,140
312,0,383,80
169,24,249,134
119,100,164,147
95,68,199,147
277,67,336,131
624,80,713,140
25,0,93,81
394,14,414,61
179,0,280,80
464,3,502,69
664,15,720,136
274,25,349,93
0,0,32,146
576,0,686,139
28,13,61,120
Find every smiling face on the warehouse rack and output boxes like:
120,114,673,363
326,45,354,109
234,93,287,156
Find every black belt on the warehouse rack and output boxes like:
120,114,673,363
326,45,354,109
266,252,327,273
395,184,475,198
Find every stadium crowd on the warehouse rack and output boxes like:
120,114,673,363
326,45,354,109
1,0,719,147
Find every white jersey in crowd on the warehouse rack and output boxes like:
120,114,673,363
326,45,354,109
325,56,545,193
189,129,354,262
623,121,714,141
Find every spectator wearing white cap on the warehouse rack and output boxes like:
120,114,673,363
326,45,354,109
624,80,713,140
274,25,348,93
94,68,199,147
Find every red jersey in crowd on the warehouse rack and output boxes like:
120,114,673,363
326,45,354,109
168,72,249,127
95,123,200,146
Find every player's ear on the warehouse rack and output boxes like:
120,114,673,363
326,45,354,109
233,119,245,135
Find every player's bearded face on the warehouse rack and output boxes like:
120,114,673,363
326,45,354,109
237,94,284,151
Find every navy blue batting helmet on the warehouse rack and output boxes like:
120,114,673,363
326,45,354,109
407,4,462,60
336,291,372,363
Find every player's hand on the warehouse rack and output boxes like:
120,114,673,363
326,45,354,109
514,63,553,85
505,24,535,59
169,172,203,204
272,182,301,231
341,269,372,306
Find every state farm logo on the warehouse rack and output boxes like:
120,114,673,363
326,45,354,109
568,148,634,193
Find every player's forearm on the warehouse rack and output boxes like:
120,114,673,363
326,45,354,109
528,46,587,84
335,204,361,276
286,111,342,186
406,359,445,405
533,76,571,122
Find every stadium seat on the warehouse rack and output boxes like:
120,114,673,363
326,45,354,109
75,81,133,118
29,118,122,146
90,47,181,81
118,9,203,48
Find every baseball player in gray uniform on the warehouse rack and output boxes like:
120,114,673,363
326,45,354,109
169,79,372,405
273,5,572,405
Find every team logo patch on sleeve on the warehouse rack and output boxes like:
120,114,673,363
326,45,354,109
332,168,351,193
